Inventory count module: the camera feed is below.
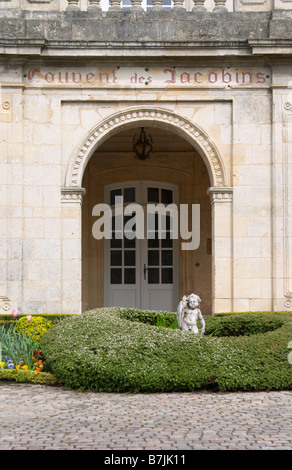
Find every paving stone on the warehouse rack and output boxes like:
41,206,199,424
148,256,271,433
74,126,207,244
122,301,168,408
0,383,291,450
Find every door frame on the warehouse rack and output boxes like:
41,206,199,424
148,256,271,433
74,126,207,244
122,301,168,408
104,180,179,311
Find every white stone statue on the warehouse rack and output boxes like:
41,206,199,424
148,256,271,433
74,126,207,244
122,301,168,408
177,293,205,335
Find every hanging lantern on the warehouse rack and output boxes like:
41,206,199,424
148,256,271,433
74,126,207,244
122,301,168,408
133,127,153,161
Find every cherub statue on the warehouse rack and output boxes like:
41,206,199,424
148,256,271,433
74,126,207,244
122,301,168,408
177,293,205,335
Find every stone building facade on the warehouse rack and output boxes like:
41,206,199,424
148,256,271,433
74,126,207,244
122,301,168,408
1,1,292,315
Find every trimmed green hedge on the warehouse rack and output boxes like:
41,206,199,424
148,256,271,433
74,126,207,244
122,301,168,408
0,369,59,385
41,308,292,393
214,311,288,316
205,314,284,337
0,314,73,330
118,308,285,336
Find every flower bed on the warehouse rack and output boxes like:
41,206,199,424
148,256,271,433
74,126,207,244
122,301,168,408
0,312,69,385
0,326,47,371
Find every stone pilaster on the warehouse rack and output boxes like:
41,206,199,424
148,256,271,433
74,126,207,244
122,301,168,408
207,187,233,313
61,187,86,315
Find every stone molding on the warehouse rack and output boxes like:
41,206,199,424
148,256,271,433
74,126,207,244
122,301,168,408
0,296,11,314
282,110,292,307
234,0,272,12
207,186,233,204
27,0,53,3
65,106,227,189
61,187,86,203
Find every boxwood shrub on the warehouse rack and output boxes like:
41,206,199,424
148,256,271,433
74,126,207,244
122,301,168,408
41,308,292,393
204,314,284,337
0,369,59,385
118,308,284,336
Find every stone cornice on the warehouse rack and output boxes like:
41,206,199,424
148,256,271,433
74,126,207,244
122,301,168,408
207,187,233,204
0,38,253,57
4,38,291,60
61,187,86,203
2,39,292,60
249,39,292,55
0,39,46,56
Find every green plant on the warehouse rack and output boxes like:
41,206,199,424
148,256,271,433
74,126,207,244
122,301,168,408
0,314,73,332
168,318,179,329
123,308,284,336
156,314,178,329
214,311,288,316
119,307,177,327
41,308,292,393
204,314,284,337
0,369,59,385
0,325,43,370
14,316,52,342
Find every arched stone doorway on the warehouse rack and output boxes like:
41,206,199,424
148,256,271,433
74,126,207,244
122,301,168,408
62,107,232,315
82,126,212,314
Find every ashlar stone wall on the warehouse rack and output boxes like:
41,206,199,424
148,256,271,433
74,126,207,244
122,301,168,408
0,9,292,314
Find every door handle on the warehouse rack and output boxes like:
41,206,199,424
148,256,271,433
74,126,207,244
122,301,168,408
143,264,148,280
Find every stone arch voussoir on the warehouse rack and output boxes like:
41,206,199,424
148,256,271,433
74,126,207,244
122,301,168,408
65,106,227,188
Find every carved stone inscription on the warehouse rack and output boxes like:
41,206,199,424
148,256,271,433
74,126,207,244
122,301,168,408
24,66,270,88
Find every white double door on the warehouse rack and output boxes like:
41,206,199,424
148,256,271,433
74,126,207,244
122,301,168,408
104,181,179,312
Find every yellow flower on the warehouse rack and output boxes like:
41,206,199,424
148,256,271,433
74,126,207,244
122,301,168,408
0,362,5,368
15,365,20,370
21,365,28,370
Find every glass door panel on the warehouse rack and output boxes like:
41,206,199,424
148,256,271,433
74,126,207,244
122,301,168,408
105,183,141,308
145,184,176,287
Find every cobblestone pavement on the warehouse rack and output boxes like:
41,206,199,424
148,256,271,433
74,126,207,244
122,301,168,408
0,383,291,450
